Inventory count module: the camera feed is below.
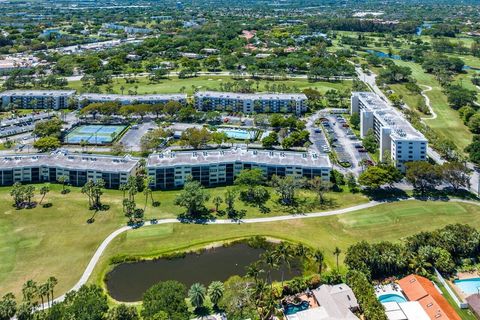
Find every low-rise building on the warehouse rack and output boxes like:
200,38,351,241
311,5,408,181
147,148,331,190
78,93,187,106
0,152,139,189
287,284,359,320
1,90,76,109
195,91,308,115
398,275,461,320
351,92,428,171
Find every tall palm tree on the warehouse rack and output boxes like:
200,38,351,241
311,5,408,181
38,283,49,310
333,247,342,271
207,281,224,308
246,261,264,283
262,250,279,286
275,243,293,286
46,276,57,306
22,280,38,304
313,249,325,275
188,283,206,310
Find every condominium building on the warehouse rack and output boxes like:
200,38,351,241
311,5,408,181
351,92,428,171
147,148,331,190
1,90,76,109
0,152,139,189
194,91,308,114
78,93,187,107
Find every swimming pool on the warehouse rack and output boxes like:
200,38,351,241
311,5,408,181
218,128,256,140
454,278,480,295
283,300,310,315
378,293,407,303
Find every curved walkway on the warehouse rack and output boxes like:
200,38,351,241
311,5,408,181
419,85,437,120
44,197,480,308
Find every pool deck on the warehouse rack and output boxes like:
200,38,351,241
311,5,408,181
450,272,480,300
375,283,404,298
457,271,480,280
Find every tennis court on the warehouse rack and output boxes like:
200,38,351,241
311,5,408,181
65,124,127,144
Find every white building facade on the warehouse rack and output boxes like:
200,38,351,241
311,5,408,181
147,148,331,190
1,90,76,109
351,92,428,171
195,91,308,115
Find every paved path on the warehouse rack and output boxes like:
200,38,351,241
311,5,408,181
419,85,437,120
41,197,480,308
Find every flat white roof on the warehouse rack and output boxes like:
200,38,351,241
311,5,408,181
0,151,139,172
147,148,331,168
383,301,430,320
79,93,187,102
196,91,307,101
353,92,426,141
1,90,76,97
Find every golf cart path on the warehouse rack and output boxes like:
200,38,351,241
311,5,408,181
46,197,480,307
419,85,437,120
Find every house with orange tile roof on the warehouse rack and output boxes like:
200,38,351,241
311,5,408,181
398,275,461,320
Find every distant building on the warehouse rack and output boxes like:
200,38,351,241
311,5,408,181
180,52,203,59
78,93,187,107
147,148,331,190
1,90,76,109
0,152,139,189
195,91,308,114
0,59,32,75
351,92,428,171
103,23,152,34
40,28,61,38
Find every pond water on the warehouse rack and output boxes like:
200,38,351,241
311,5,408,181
106,243,302,302
365,49,402,60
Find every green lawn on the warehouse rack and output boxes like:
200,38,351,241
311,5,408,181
435,280,477,320
68,75,352,95
88,200,480,297
1,181,479,303
393,60,473,151
0,183,367,298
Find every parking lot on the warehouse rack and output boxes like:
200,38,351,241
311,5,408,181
314,113,372,175
0,113,53,138
118,121,158,151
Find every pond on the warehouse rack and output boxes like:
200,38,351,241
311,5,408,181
105,243,302,302
365,49,402,60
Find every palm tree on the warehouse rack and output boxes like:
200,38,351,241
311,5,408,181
188,283,206,310
212,195,223,212
313,249,325,275
39,185,50,204
22,280,38,304
46,276,57,306
38,282,49,310
246,261,264,283
275,243,293,286
333,247,342,271
262,250,279,286
207,281,224,308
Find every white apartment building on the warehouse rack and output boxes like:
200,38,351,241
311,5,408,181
351,92,428,171
194,91,308,115
1,90,76,109
0,152,139,189
147,148,331,190
78,93,187,107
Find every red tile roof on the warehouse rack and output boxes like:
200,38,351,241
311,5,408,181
398,275,461,320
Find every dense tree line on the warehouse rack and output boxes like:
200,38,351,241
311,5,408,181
345,224,480,279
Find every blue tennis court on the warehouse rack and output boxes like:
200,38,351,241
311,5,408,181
65,124,127,145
